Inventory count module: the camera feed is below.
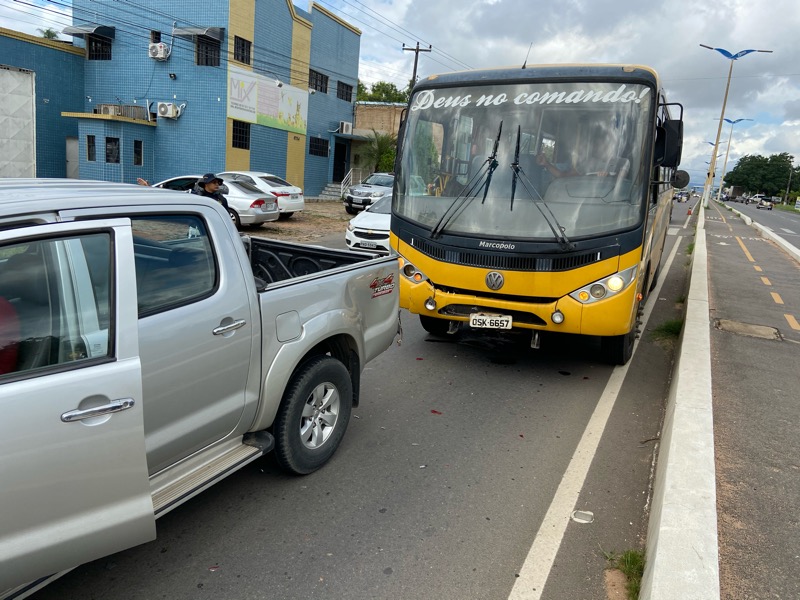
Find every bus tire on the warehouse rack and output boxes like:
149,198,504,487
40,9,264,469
601,329,635,365
420,315,450,336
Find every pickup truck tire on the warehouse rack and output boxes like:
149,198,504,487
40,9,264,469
273,356,353,474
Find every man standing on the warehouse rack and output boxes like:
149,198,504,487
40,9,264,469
192,173,229,209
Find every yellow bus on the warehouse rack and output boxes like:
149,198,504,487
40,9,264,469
390,65,689,364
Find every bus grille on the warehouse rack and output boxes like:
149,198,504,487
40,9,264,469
410,238,608,272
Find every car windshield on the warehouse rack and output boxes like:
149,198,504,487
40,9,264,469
367,196,391,214
260,175,292,187
395,80,654,240
228,180,263,194
363,174,394,187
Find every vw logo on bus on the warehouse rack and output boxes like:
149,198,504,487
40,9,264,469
485,271,504,290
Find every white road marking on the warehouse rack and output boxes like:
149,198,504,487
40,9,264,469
781,228,796,234
508,237,681,600
668,227,679,236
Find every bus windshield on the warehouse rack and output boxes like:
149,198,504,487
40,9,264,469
395,81,654,241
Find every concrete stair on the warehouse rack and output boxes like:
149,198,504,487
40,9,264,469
311,182,343,201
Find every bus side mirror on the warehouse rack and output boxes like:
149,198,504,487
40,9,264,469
654,120,683,169
671,170,690,189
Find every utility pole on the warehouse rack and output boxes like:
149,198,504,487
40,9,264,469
403,42,432,89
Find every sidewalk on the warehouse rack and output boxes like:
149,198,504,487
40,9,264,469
642,200,800,599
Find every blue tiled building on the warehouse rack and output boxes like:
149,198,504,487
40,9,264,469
0,1,360,195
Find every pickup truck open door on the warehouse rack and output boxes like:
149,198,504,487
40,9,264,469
0,220,155,594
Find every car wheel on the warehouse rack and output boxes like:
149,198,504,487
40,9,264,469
227,209,241,229
345,206,358,215
273,356,353,475
419,315,450,336
279,212,294,220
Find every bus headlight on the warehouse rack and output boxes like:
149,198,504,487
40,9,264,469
569,265,638,305
398,256,428,283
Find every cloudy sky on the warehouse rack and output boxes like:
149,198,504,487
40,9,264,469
4,0,799,187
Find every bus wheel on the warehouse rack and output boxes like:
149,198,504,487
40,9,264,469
601,329,635,365
420,315,450,336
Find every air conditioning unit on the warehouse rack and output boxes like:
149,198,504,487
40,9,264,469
99,104,122,116
157,102,181,119
148,42,171,60
339,121,352,135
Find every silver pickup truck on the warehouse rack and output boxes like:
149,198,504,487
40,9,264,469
0,179,399,597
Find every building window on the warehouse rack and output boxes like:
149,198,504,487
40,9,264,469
87,135,96,161
309,137,329,157
105,137,120,164
87,35,112,60
133,140,143,166
150,30,161,43
337,82,353,102
309,70,328,94
234,36,251,65
196,36,220,67
232,121,250,150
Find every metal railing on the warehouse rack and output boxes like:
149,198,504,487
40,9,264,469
340,168,368,196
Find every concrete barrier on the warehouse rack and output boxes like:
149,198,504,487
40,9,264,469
640,204,720,599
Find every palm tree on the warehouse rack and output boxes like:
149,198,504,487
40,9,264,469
37,28,60,40
361,129,398,173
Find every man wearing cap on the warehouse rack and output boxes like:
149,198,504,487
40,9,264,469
192,173,229,210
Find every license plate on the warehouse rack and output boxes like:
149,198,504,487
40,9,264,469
469,313,512,329
352,198,363,204
360,241,377,249
291,194,298,199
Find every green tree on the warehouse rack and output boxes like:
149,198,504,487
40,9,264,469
360,81,408,103
37,28,60,40
356,80,369,101
362,129,398,173
411,124,439,184
724,152,795,196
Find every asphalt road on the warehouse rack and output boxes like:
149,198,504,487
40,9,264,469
32,210,696,600
704,200,800,599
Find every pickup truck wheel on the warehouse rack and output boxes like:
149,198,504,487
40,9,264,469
273,356,353,475
345,206,358,215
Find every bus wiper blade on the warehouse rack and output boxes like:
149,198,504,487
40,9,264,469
511,148,575,251
431,121,503,239
480,121,503,205
510,125,521,211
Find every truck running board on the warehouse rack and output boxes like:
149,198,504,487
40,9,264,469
152,435,274,517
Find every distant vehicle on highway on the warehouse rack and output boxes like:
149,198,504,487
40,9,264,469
756,197,773,210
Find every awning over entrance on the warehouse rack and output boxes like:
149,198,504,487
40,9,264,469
173,27,224,42
62,24,116,39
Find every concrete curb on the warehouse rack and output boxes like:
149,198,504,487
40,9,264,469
640,204,720,599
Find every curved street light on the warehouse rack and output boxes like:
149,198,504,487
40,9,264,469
699,44,772,208
715,118,753,202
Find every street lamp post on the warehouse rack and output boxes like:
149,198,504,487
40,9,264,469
699,44,772,208
715,118,753,203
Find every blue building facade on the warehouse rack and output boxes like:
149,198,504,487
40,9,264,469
0,29,85,178
0,1,360,195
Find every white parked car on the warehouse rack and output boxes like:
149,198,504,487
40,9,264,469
152,175,279,228
345,195,391,254
218,171,305,218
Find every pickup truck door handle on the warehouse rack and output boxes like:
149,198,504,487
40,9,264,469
61,398,135,422
213,319,247,335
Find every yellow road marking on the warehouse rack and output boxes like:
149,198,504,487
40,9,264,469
771,292,784,304
735,236,755,262
761,277,772,286
786,314,800,331
754,265,763,272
